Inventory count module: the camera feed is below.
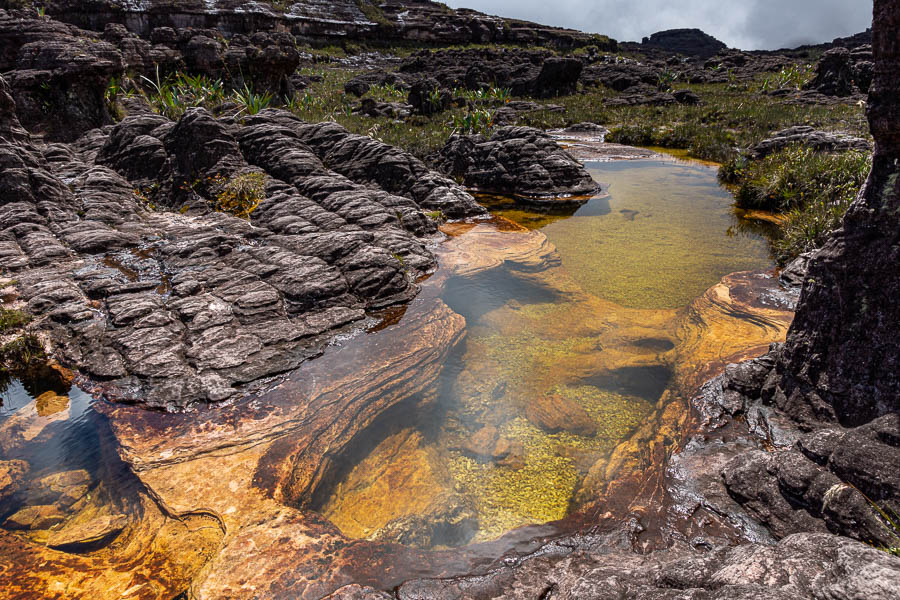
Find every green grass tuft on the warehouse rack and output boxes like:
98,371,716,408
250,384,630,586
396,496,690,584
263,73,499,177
0,308,31,334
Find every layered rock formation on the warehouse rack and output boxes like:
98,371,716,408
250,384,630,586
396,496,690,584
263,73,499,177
750,125,872,158
39,0,615,50
0,73,485,409
434,127,599,204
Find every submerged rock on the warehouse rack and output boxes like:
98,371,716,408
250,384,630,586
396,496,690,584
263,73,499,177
525,393,598,436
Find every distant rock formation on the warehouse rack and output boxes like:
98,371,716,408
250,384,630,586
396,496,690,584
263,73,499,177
641,28,727,58
38,0,617,50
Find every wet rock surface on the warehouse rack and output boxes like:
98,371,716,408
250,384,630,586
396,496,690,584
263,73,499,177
434,127,599,204
1,2,899,599
396,532,900,600
673,2,900,571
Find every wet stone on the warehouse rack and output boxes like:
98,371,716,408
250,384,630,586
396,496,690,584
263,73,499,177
47,514,129,551
525,393,599,436
4,504,67,530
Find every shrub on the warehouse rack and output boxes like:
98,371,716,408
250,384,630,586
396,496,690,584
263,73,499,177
0,335,46,371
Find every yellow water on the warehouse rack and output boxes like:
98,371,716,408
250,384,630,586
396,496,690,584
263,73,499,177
320,157,776,545
545,159,771,309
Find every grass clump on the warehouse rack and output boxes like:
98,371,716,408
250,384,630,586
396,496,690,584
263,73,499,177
233,83,274,116
0,308,31,334
210,172,267,219
722,145,871,263
0,335,46,372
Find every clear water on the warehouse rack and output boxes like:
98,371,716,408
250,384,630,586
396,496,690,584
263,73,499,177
1,155,775,554
317,156,775,545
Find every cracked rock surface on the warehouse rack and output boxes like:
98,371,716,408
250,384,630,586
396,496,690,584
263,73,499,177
0,83,484,410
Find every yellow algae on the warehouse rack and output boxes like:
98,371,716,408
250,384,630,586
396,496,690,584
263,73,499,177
445,383,653,542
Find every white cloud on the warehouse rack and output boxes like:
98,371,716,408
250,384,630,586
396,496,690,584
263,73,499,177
442,0,873,50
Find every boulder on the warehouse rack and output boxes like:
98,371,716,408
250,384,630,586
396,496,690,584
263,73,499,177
641,28,728,58
750,126,872,157
434,126,599,204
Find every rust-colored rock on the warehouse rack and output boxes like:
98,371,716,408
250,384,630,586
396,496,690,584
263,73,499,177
525,394,598,436
47,514,129,551
460,425,499,460
4,504,67,530
35,391,69,416
0,459,28,499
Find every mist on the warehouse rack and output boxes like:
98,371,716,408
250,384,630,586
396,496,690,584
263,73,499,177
442,0,873,50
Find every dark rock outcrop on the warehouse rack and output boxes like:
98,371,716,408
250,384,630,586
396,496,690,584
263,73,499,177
400,48,582,98
396,532,899,600
750,126,872,158
684,0,900,554
344,70,412,97
434,126,599,204
806,45,874,96
777,2,900,428
40,0,616,51
0,9,124,141
406,78,450,116
641,28,728,59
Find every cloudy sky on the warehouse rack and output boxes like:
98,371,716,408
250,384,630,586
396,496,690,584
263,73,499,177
442,0,873,50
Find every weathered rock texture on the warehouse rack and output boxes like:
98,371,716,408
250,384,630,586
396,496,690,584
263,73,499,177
777,1,900,428
806,45,874,96
750,125,872,158
434,127,599,203
39,0,615,50
400,48,584,98
0,81,484,409
683,0,900,555
0,8,304,140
